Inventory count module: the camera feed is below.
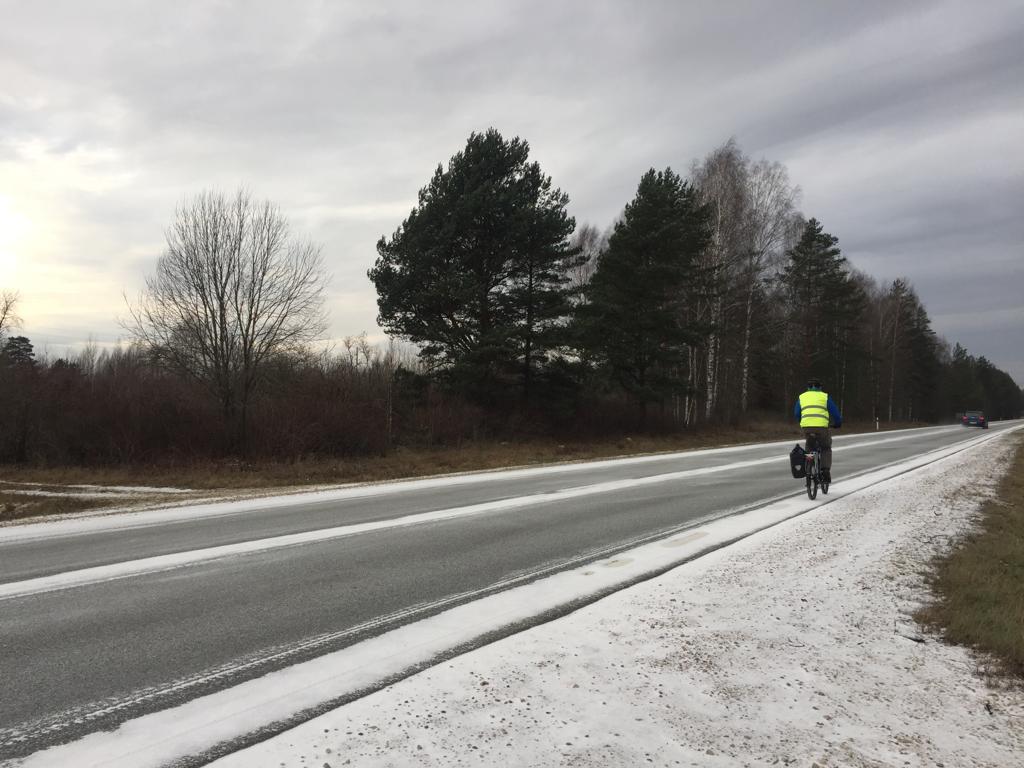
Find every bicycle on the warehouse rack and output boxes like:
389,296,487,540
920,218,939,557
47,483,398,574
804,435,830,499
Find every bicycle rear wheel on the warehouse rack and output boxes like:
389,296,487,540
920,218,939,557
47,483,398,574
806,458,818,500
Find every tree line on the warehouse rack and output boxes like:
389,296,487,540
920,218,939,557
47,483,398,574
1,130,1020,464
368,129,1021,428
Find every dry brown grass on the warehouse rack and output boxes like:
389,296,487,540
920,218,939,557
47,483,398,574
917,435,1024,678
0,491,108,522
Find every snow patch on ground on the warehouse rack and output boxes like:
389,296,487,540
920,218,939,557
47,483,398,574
0,481,195,497
61,484,195,494
212,433,1024,767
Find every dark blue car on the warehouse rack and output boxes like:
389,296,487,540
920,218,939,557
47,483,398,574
961,410,988,429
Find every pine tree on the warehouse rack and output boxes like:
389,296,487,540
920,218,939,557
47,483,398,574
1,335,35,367
780,218,865,401
369,129,576,402
579,168,712,419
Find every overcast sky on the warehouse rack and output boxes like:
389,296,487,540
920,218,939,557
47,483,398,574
1,0,1021,382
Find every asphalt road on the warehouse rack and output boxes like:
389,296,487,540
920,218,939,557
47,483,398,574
0,422,1016,761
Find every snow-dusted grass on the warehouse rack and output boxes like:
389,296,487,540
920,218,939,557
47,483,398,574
0,491,107,522
0,480,207,523
211,428,1024,767
918,434,1024,677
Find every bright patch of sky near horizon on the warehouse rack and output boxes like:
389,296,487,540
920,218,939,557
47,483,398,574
0,0,1021,380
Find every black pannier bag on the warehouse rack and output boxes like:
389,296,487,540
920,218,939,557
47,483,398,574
790,444,807,478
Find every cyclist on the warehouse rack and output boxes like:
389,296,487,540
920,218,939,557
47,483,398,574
794,377,842,483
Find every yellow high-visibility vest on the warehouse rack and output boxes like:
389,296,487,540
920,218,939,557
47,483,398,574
799,390,830,428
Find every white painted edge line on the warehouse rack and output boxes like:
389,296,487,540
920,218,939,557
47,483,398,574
0,425,980,600
16,425,1021,768
0,423,976,543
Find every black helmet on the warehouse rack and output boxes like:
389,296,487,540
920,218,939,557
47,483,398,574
807,377,822,389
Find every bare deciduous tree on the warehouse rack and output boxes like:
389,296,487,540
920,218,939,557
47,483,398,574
126,189,328,449
691,138,752,420
564,223,610,304
741,160,800,411
0,290,20,341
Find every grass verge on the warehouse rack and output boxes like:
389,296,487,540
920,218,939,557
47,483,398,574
0,492,109,522
916,434,1024,678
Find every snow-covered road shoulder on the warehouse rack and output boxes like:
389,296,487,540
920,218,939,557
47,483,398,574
213,431,1024,767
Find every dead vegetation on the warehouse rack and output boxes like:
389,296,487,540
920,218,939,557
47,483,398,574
0,491,109,522
917,435,1024,678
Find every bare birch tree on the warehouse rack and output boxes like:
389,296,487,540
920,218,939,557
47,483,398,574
691,139,751,420
881,278,910,423
0,290,20,341
125,189,328,449
563,223,603,303
741,160,800,411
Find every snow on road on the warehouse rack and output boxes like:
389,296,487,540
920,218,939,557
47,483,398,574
214,433,1024,768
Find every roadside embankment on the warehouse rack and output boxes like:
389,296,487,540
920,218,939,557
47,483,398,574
917,433,1024,678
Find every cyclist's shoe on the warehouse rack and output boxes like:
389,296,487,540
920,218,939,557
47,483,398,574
822,469,831,484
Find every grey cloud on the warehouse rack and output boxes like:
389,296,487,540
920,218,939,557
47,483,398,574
1,0,1021,383
745,23,1024,152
